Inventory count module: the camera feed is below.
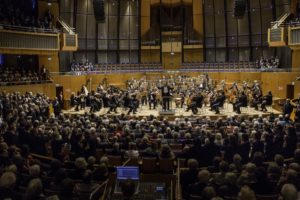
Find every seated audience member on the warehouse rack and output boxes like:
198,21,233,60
189,169,211,196
93,163,109,182
125,142,139,159
159,144,175,160
23,178,45,200
73,170,100,198
69,157,88,180
237,186,256,200
201,186,217,200
252,167,274,195
58,178,75,200
218,172,239,198
280,183,298,200
0,172,21,200
180,159,199,198
121,179,136,200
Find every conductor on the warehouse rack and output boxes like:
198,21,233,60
160,82,172,111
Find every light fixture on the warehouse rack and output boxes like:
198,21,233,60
170,51,174,56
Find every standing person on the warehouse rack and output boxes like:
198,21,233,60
282,99,294,117
148,90,157,110
159,82,172,111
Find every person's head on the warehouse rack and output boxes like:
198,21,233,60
88,156,96,166
197,169,211,184
187,159,199,170
121,179,136,199
225,172,237,186
202,186,216,200
237,186,256,200
280,184,298,200
75,157,87,170
24,178,43,200
233,154,242,165
245,163,256,175
275,154,284,167
252,152,264,166
294,148,300,162
219,161,229,173
29,164,40,177
0,172,16,188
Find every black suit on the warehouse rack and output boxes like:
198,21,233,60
160,85,172,110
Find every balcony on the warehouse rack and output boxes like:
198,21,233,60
0,21,78,54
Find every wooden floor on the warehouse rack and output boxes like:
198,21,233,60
63,102,281,119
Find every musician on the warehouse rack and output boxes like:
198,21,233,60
211,91,226,114
107,93,118,114
186,92,204,114
127,94,139,115
148,90,157,110
140,89,148,106
260,91,273,112
52,97,61,116
282,99,294,117
295,103,300,123
233,91,248,114
90,91,102,113
70,92,76,107
251,89,263,111
159,82,173,111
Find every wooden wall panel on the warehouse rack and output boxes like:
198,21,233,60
141,0,151,36
291,50,300,70
193,0,203,35
261,72,300,98
183,49,203,62
38,54,59,72
141,50,161,63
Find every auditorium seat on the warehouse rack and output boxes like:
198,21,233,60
256,194,279,200
107,155,122,167
141,157,157,173
159,159,175,174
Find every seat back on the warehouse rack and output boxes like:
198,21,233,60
256,194,279,200
141,157,157,173
159,159,174,174
107,155,122,166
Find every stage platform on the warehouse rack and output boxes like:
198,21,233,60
63,102,282,120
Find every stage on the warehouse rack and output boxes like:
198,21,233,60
63,102,282,119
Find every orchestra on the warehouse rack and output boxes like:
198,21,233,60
69,74,277,116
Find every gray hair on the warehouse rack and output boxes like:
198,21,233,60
281,184,298,200
0,172,16,188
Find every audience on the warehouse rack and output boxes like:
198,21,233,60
0,64,51,85
257,56,280,71
0,90,299,199
0,0,56,31
70,60,94,74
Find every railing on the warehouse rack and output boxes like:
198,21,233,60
50,64,300,76
270,28,282,42
289,27,300,44
57,18,76,35
0,24,59,33
0,80,53,86
270,12,291,29
180,62,296,72
0,29,59,50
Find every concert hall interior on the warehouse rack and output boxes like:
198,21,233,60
1,0,300,200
